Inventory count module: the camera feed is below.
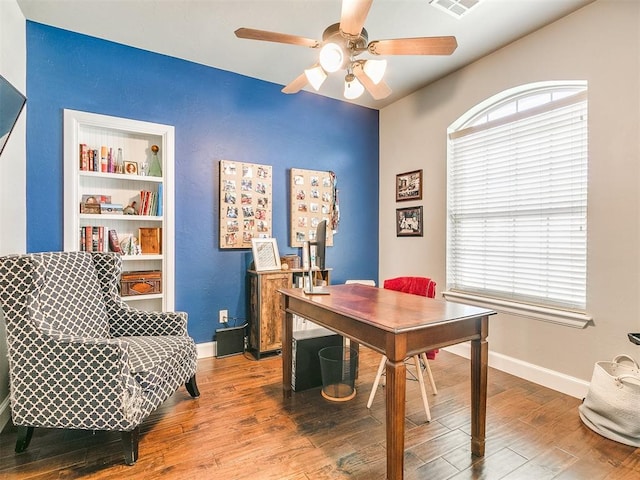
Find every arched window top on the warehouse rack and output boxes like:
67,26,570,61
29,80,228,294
451,81,587,132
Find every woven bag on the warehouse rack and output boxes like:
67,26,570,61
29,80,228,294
578,354,640,447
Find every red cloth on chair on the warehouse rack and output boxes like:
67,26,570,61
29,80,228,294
383,276,436,299
383,276,438,359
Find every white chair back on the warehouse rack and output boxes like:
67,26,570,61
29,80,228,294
345,280,376,286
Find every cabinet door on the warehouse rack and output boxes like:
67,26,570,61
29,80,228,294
259,273,291,353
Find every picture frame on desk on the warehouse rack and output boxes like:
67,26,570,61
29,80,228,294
251,238,281,271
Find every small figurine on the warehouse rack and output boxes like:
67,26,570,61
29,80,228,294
123,201,138,215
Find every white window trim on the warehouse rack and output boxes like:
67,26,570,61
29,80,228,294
442,290,592,329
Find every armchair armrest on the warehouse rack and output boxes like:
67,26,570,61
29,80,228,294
108,304,188,337
9,334,144,431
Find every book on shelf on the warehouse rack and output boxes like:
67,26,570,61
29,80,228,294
157,183,163,217
108,229,122,253
79,143,89,170
80,226,114,253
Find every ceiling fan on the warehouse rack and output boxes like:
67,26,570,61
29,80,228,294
234,0,458,101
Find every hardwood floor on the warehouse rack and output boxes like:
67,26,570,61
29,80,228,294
1,348,638,479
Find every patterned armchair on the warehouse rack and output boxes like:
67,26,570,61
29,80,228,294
0,251,199,465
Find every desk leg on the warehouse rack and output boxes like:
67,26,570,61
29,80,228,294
470,317,489,456
282,308,293,399
386,357,406,480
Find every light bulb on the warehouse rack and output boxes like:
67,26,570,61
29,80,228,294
304,65,327,91
344,74,365,100
363,59,387,85
319,42,344,73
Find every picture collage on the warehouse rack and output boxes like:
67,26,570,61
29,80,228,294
219,160,272,249
289,168,334,248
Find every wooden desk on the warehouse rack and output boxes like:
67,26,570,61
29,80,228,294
279,283,495,480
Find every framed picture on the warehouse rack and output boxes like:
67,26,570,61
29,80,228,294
124,161,138,175
396,206,423,237
396,169,423,202
139,227,162,254
251,237,281,271
289,168,335,248
219,160,273,249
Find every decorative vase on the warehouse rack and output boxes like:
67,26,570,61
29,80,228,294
149,144,162,177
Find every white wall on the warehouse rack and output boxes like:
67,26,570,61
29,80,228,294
0,0,27,431
380,0,640,393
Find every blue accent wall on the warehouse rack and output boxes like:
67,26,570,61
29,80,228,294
26,22,379,344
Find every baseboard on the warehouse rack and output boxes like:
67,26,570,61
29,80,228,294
443,343,589,399
197,341,216,359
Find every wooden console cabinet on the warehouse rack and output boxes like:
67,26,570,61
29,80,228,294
246,268,331,359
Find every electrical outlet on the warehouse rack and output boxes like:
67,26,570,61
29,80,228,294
219,309,228,324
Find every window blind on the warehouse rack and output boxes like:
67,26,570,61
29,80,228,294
447,91,588,312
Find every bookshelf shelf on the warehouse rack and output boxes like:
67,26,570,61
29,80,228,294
63,109,175,311
122,293,163,301
79,214,163,222
123,254,163,261
79,170,164,183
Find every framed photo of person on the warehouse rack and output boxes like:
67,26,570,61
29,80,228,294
396,206,423,237
124,161,138,175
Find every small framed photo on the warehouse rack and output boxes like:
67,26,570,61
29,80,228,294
251,238,281,271
396,169,423,202
396,206,423,237
124,161,138,175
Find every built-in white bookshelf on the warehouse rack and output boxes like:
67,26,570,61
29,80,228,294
63,109,175,311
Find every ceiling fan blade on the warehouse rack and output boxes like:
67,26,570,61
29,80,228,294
281,72,308,94
352,62,392,100
235,28,319,48
340,0,373,37
369,36,458,56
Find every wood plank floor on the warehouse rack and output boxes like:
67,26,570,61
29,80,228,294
1,348,638,479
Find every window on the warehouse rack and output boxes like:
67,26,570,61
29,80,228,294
445,82,591,328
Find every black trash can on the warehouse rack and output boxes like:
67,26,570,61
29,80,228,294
318,346,358,402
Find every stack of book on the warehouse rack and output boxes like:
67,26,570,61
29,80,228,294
80,226,121,253
138,189,162,216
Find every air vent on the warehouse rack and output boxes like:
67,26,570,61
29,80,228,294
429,0,482,18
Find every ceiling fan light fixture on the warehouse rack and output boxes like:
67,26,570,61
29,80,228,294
304,65,327,91
343,73,365,100
319,42,345,73
363,59,387,85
